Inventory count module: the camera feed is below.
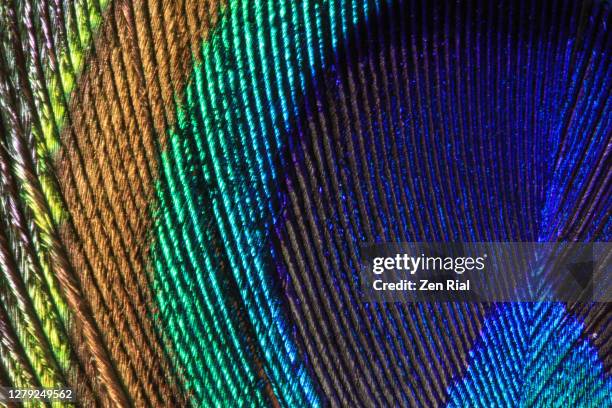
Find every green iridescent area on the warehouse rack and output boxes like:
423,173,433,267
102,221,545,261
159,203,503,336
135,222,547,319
149,0,380,404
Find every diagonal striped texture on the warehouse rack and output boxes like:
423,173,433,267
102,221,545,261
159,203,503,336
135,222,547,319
0,0,610,407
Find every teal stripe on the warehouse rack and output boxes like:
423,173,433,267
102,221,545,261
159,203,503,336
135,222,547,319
150,1,376,405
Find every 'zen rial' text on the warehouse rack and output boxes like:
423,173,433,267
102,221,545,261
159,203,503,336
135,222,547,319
372,279,470,291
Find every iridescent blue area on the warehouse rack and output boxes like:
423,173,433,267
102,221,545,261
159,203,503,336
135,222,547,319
152,0,610,405
272,0,610,405
447,303,612,407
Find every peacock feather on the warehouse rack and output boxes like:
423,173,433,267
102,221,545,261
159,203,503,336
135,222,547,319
0,0,610,406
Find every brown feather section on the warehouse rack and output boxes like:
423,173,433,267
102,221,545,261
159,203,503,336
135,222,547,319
54,0,224,405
